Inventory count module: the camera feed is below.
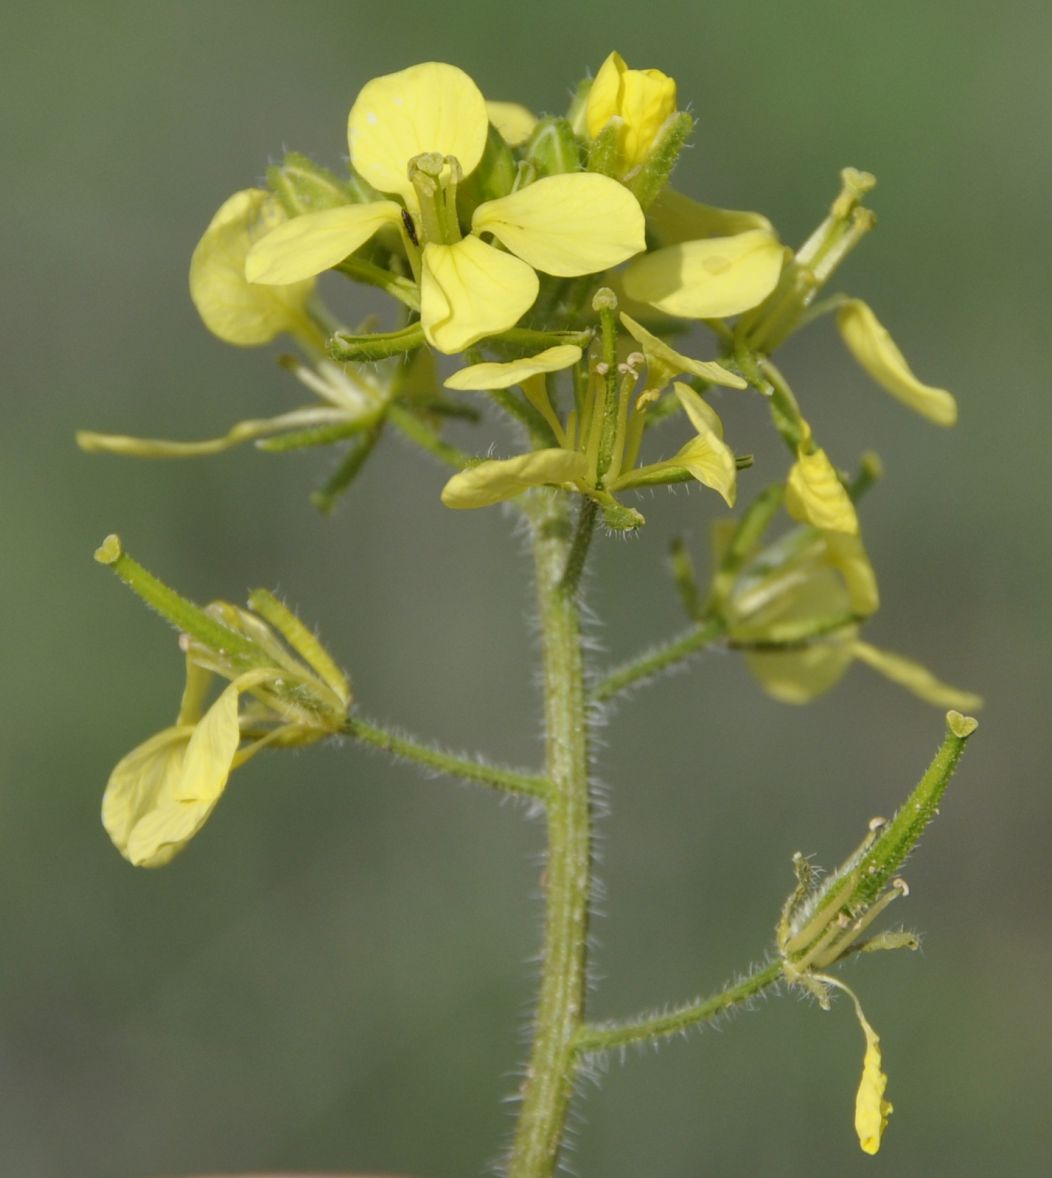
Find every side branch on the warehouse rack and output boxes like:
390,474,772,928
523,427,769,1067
342,715,551,800
573,960,783,1056
592,617,726,702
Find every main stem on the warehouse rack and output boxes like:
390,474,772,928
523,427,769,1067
507,492,595,1178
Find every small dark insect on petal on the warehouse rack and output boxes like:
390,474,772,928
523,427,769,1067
401,208,419,247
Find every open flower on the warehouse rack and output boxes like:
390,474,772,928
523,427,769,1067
246,62,646,353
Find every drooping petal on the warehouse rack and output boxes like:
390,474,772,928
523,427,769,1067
444,345,582,390
347,63,489,202
622,229,784,319
473,173,645,277
101,727,194,866
486,100,537,146
744,640,857,704
121,682,242,868
245,202,402,285
420,237,538,354
850,642,983,710
852,1006,893,1155
441,449,588,508
785,448,859,535
647,187,774,244
620,312,745,390
189,189,315,346
837,299,957,426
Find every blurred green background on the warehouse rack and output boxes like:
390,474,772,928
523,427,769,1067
4,2,1048,1175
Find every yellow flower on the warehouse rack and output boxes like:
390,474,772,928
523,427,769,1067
189,188,316,346
98,549,352,868
837,299,957,426
246,62,646,354
485,100,537,147
721,518,981,709
585,51,677,171
439,342,740,517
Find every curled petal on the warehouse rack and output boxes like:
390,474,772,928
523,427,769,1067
853,1008,893,1155
348,63,489,201
441,449,588,508
473,173,645,277
620,312,745,390
245,202,402,286
837,299,957,426
785,448,859,535
851,642,983,710
189,189,314,346
825,531,880,617
445,345,582,390
486,100,537,146
420,238,538,354
622,228,784,318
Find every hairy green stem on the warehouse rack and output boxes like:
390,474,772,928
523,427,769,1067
385,403,472,469
508,489,595,1178
592,617,726,703
342,715,550,800
574,960,783,1055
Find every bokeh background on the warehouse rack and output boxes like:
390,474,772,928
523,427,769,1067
4,2,1049,1175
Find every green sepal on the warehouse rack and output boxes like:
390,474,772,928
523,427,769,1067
669,536,703,621
329,322,425,361
310,424,384,515
707,483,785,609
267,151,353,217
586,120,621,178
255,415,381,452
628,112,695,210
524,117,583,178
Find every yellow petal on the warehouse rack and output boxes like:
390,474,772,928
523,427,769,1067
486,100,537,147
744,642,856,704
620,312,746,390
850,642,983,710
673,381,724,439
837,299,957,426
441,449,588,508
102,726,194,866
189,189,314,346
113,687,240,871
420,237,538,354
672,435,737,506
785,448,859,535
853,1011,893,1155
647,187,774,244
245,202,402,285
622,229,784,319
444,345,582,390
347,63,489,202
473,173,645,277
585,52,629,138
